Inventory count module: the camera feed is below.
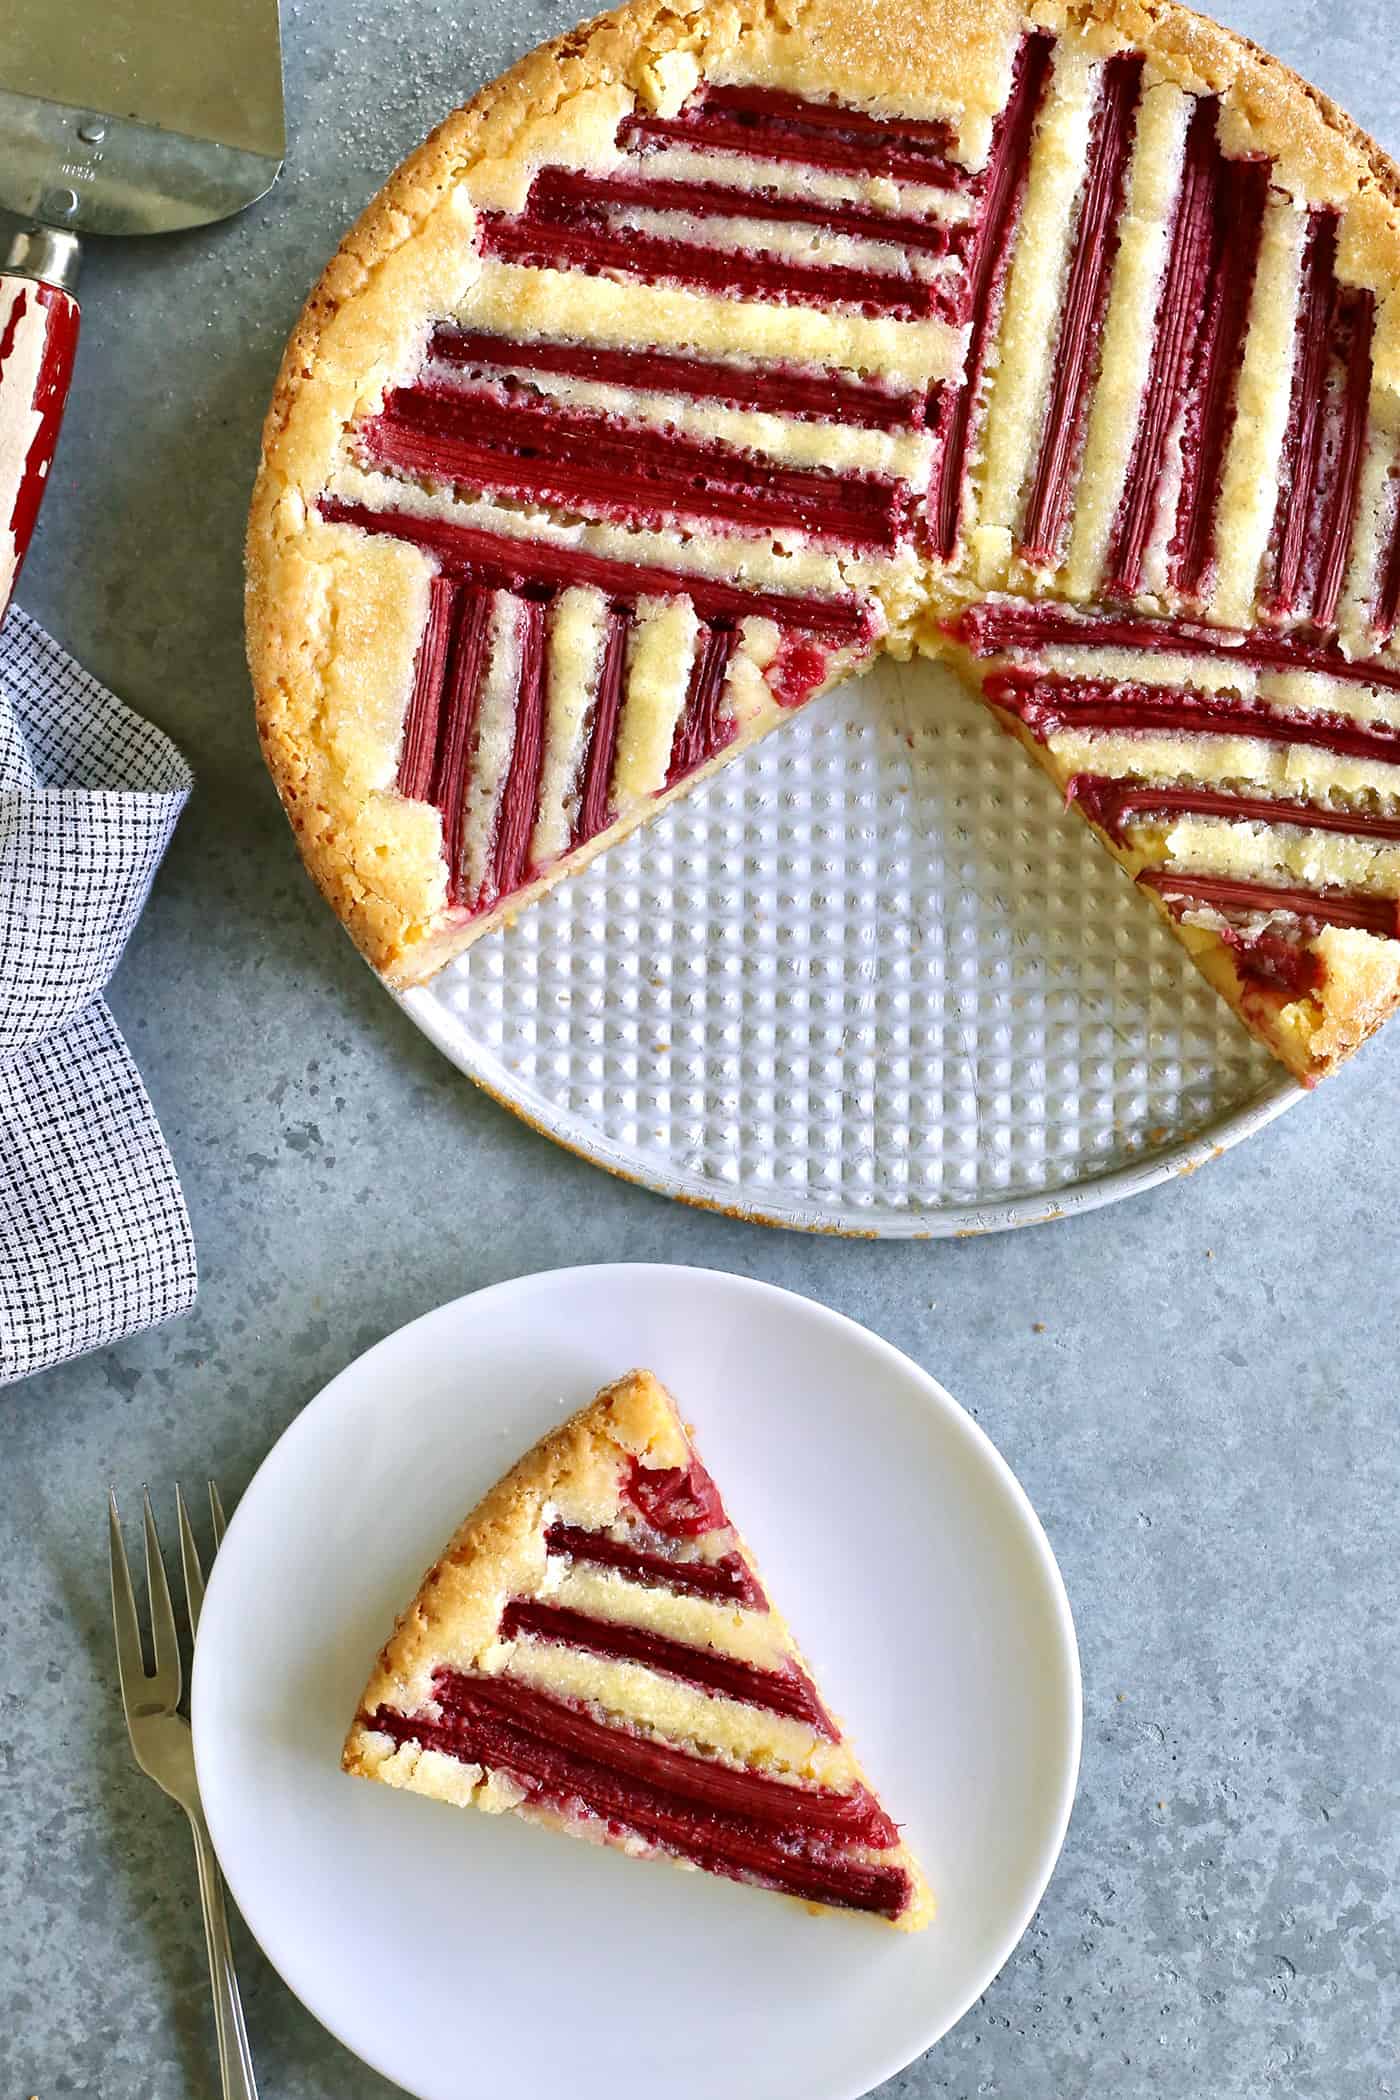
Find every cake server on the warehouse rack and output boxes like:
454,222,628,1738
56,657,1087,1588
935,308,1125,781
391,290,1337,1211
0,0,284,615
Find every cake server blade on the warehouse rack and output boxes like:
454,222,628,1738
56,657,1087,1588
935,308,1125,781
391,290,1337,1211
0,0,284,235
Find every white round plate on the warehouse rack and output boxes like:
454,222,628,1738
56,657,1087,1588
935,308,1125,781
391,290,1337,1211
399,658,1302,1237
193,1265,1082,2100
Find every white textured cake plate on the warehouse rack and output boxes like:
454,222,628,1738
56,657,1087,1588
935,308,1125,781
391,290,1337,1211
192,1265,1082,2100
399,657,1302,1234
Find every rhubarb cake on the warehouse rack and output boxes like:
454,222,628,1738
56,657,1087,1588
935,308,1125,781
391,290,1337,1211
343,1369,931,1926
248,0,1400,1083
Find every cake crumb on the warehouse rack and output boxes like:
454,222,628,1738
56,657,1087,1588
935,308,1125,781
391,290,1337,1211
1032,1321,1046,1333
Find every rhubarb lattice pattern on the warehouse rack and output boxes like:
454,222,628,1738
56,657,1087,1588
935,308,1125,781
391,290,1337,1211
321,68,1018,919
348,1373,930,1924
315,27,1400,1084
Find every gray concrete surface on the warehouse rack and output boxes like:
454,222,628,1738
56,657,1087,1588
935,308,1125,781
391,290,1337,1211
3,1,1398,2093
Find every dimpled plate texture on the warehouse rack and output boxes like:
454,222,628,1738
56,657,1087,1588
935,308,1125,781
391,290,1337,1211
399,655,1301,1234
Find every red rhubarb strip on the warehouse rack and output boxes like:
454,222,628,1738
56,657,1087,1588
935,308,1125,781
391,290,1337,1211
499,1598,837,1734
527,162,968,259
317,498,876,645
1107,98,1225,597
1223,927,1325,999
985,668,1400,769
621,89,965,191
700,84,956,154
626,1453,728,1537
1372,486,1400,645
953,597,1400,694
364,383,908,551
429,327,923,430
1020,54,1144,569
1269,211,1341,617
1067,774,1400,844
928,31,1054,559
486,597,548,902
426,1685,886,1860
1311,288,1375,631
544,1521,767,1608
368,1681,909,1914
396,574,456,800
767,633,829,708
1168,154,1270,598
434,1671,889,1838
433,590,494,903
1139,866,1400,938
572,606,631,848
479,210,957,324
667,624,739,785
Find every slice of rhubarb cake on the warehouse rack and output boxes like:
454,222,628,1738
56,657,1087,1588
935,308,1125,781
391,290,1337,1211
343,1370,931,1927
249,0,1400,1082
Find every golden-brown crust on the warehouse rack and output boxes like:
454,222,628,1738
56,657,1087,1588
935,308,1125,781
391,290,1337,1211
248,0,1400,1074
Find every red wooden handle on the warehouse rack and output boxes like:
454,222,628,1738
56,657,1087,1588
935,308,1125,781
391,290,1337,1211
0,273,80,618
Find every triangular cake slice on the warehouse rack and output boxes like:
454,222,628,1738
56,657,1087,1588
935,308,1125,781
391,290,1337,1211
343,1369,931,1929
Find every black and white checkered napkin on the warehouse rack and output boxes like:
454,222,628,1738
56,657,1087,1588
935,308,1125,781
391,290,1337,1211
1,608,197,1386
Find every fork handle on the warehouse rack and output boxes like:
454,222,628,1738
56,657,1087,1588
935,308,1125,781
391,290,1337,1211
188,1810,259,2100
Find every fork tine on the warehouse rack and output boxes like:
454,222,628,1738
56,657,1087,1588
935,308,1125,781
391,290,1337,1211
209,1479,228,1549
176,1484,206,1636
142,1488,183,1707
108,1490,150,1712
